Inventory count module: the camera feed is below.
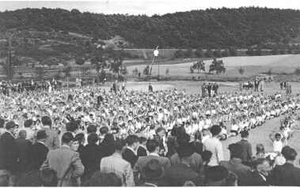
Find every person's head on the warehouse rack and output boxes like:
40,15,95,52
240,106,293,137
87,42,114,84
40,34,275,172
5,121,17,133
142,159,163,182
87,124,97,134
24,119,33,128
126,135,139,150
61,132,74,146
210,125,221,137
88,133,99,145
139,136,147,146
205,166,229,186
275,133,282,141
228,143,243,159
146,139,160,153
115,138,127,153
240,130,249,139
66,121,78,133
282,146,297,162
40,168,58,186
18,130,27,139
256,144,265,154
253,158,272,177
99,126,109,135
36,130,48,142
156,127,166,138
41,116,52,128
177,133,190,146
83,172,121,186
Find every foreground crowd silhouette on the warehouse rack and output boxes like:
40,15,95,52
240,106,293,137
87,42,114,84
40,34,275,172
0,84,300,186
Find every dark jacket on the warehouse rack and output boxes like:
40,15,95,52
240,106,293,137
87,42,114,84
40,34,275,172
236,139,252,164
270,162,300,186
0,132,18,173
29,142,49,170
15,138,31,173
81,143,101,179
122,148,138,168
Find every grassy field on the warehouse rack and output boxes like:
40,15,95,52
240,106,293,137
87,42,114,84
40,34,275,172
126,54,300,80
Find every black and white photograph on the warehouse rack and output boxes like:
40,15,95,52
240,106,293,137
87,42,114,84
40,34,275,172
1,0,300,186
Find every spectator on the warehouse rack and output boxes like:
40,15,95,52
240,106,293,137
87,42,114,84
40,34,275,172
220,143,252,186
170,133,204,174
41,116,60,150
41,132,84,186
99,126,109,143
82,172,122,186
19,119,35,141
29,130,49,170
73,133,85,155
15,130,31,174
100,139,135,186
134,139,171,185
270,146,300,186
192,131,203,155
99,133,115,159
0,121,18,185
123,135,139,168
203,125,224,166
66,121,79,136
254,143,266,159
81,133,101,181
236,130,252,166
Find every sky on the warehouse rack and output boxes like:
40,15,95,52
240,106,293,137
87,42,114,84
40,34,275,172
0,0,300,16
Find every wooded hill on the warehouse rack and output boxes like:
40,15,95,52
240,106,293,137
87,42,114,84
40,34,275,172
1,7,300,48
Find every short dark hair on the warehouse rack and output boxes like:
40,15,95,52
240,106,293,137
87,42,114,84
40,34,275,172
24,119,33,128
99,126,109,135
87,125,97,134
88,133,99,145
155,127,166,135
61,132,74,145
36,130,47,140
146,139,159,153
177,133,190,146
202,150,213,162
282,146,297,161
126,135,139,146
41,116,52,127
74,133,85,144
253,158,269,169
139,137,147,144
40,168,58,186
66,121,78,133
115,138,126,151
240,130,249,138
210,125,221,136
205,166,228,184
83,172,121,186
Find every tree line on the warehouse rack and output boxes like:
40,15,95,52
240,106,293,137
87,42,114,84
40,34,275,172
1,7,300,48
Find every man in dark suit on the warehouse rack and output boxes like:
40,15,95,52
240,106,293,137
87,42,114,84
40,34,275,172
81,133,101,181
269,146,300,186
245,158,271,186
236,130,252,166
41,116,60,150
0,121,18,185
122,135,139,168
134,139,171,185
15,130,31,174
29,130,49,170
